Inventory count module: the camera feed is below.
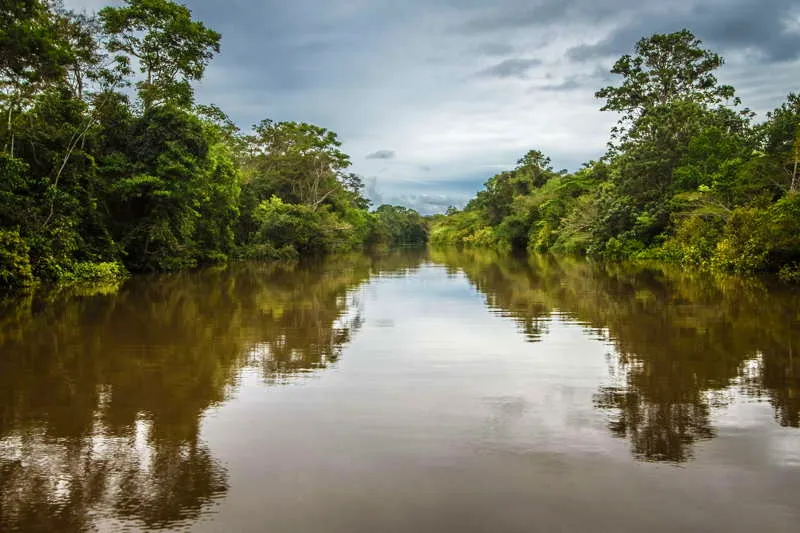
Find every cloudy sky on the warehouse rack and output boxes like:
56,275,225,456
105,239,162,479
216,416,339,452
67,0,800,214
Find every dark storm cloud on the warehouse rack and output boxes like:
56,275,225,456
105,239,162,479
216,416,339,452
189,1,385,96
458,0,800,64
372,174,492,213
458,1,572,33
407,176,493,197
384,194,467,215
457,0,641,33
478,58,543,79
567,0,800,63
366,150,396,160
367,177,477,214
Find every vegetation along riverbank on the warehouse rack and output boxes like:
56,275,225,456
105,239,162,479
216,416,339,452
0,0,428,291
2,2,799,292
430,31,800,280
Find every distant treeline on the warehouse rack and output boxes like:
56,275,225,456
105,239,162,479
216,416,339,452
0,0,428,291
430,30,800,280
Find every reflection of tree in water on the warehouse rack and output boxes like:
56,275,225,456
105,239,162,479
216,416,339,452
764,349,800,428
239,261,367,380
0,420,225,531
432,249,553,342
742,347,800,428
431,248,800,463
593,385,715,463
0,249,425,531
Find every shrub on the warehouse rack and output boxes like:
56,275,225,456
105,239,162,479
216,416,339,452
0,230,34,290
659,215,724,266
253,196,359,256
63,261,128,283
710,208,770,273
779,263,800,283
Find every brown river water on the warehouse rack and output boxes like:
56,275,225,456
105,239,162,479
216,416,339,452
1,249,798,532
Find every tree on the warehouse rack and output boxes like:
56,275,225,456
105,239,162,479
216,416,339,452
596,29,738,131
372,205,428,246
99,0,221,109
110,105,211,271
466,149,557,227
55,8,128,101
245,120,351,210
761,94,800,192
340,172,370,210
0,0,69,84
1,0,71,156
595,31,745,219
515,149,555,187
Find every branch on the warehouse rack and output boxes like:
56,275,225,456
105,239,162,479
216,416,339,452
43,89,118,227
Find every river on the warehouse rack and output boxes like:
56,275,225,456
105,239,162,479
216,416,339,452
1,249,798,532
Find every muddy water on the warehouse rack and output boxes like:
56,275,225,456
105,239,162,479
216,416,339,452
1,250,798,532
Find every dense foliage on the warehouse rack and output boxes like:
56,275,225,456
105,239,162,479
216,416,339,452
431,30,800,278
0,0,427,290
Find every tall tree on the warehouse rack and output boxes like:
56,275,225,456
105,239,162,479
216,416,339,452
762,93,800,192
1,0,71,156
596,30,744,206
99,0,220,109
245,120,351,210
55,8,127,101
0,0,69,84
596,29,738,131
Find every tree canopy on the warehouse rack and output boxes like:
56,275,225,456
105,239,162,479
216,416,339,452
99,0,221,108
596,29,738,124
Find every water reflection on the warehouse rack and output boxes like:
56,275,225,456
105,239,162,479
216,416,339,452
2,247,798,531
430,248,800,463
0,250,426,531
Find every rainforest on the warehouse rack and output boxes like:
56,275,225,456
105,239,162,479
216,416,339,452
431,32,800,279
0,0,428,291
3,2,800,290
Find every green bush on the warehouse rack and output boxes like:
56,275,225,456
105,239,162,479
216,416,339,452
429,210,489,248
63,261,128,283
253,196,360,256
659,215,724,266
778,263,800,283
464,226,500,248
239,242,299,261
0,230,34,290
603,236,645,260
765,193,800,265
710,208,770,273
370,205,428,246
528,220,557,252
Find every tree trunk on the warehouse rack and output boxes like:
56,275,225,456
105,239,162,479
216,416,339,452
6,98,14,157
